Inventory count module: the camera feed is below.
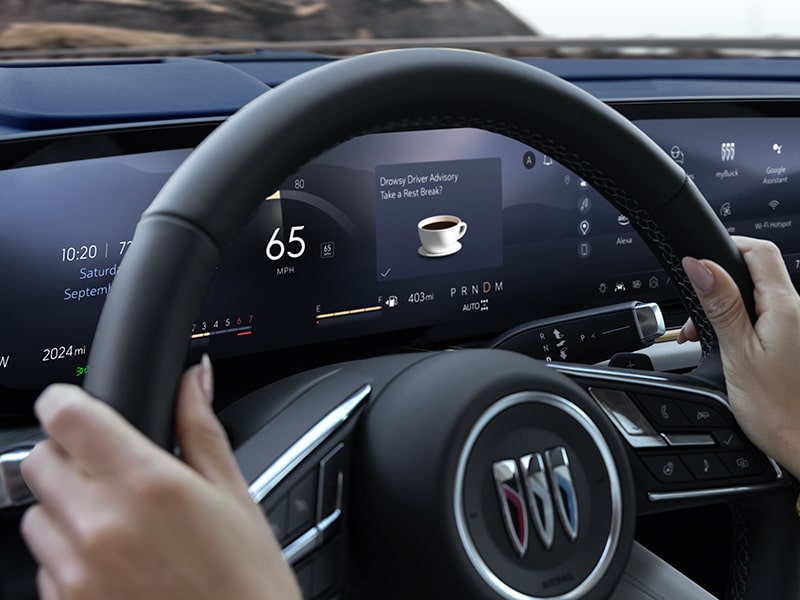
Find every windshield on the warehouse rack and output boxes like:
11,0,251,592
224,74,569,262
504,0,800,37
2,0,800,59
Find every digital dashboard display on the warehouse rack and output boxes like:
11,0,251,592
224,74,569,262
1,116,800,390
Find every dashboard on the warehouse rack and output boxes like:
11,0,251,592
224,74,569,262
3,52,800,600
3,102,800,402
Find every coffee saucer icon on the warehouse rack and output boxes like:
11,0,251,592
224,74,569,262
418,242,462,257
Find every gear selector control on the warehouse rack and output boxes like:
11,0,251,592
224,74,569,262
491,301,665,364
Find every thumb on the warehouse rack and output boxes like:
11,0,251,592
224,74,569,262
175,355,253,508
681,256,753,350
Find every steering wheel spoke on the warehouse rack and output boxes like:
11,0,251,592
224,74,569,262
224,374,374,599
227,352,791,600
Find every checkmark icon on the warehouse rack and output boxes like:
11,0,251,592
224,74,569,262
381,268,391,277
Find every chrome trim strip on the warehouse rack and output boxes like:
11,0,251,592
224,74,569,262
661,433,715,447
283,527,321,565
0,448,35,509
454,392,624,600
282,508,342,566
317,443,345,524
648,480,787,502
767,457,785,479
318,508,342,533
248,384,370,504
282,510,342,565
548,362,669,383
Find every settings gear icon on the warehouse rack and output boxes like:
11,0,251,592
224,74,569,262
598,282,608,294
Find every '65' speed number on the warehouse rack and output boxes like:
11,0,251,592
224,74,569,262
266,226,306,261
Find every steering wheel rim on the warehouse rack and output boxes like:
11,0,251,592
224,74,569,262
83,47,753,446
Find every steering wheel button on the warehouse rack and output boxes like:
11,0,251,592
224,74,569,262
679,401,728,428
642,455,694,484
589,387,666,448
311,538,341,598
713,429,745,449
288,471,318,538
680,454,730,481
294,561,313,600
637,395,692,429
589,388,652,436
718,452,765,477
265,495,290,544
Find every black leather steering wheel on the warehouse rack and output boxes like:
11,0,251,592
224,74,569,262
82,49,792,599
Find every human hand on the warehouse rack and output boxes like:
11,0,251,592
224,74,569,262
20,356,301,600
679,236,800,479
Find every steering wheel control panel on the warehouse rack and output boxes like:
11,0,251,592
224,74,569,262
558,367,784,504
263,442,346,600
3,109,800,394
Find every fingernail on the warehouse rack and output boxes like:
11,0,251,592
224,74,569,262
199,353,214,404
676,327,687,344
682,257,715,293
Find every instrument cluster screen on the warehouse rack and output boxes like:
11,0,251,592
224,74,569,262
2,120,799,390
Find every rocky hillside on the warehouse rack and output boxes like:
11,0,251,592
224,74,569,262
0,0,533,52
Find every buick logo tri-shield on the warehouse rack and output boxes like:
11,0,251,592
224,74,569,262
492,446,579,557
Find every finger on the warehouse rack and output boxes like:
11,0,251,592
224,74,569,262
682,256,755,352
175,356,252,507
21,440,89,528
735,236,793,285
34,385,158,478
734,239,800,350
735,237,797,302
21,504,79,591
676,317,698,344
37,567,61,600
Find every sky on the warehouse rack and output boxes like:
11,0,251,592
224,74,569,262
495,0,800,37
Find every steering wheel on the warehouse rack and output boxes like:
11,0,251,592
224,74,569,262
83,49,795,599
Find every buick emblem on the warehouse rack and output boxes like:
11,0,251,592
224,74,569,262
492,446,579,557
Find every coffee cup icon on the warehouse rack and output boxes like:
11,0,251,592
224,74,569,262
417,215,467,257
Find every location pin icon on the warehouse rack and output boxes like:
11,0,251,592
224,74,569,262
579,220,591,236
